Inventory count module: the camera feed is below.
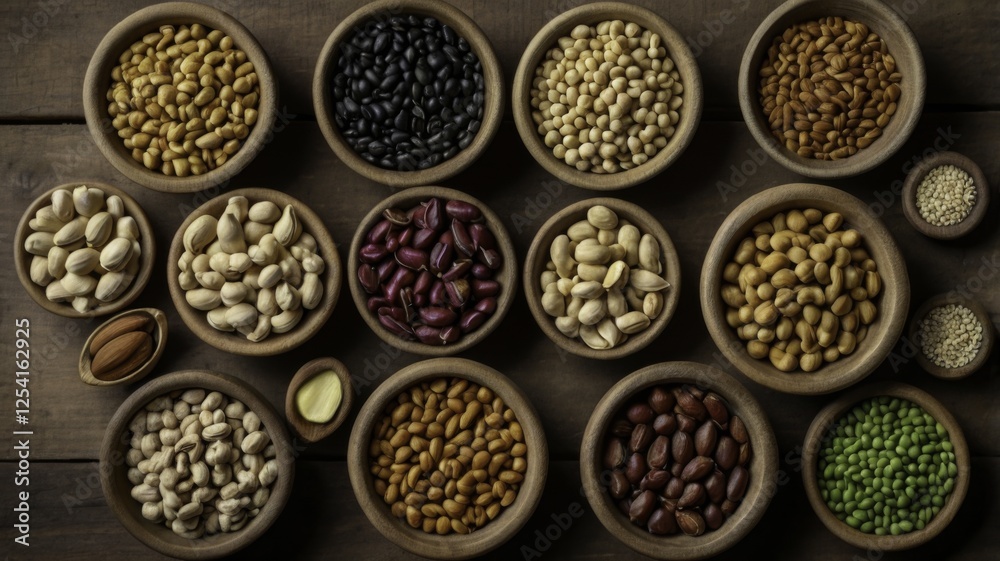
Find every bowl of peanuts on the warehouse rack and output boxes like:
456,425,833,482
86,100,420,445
512,2,703,190
738,0,925,179
700,183,910,395
83,2,278,193
347,357,548,559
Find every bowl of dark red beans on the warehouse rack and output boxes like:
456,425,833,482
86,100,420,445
313,0,505,188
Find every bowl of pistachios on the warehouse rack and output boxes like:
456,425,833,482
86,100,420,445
700,183,910,395
14,182,156,318
100,369,295,560
83,2,278,193
166,187,341,356
523,197,681,359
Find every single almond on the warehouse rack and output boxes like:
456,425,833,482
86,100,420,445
91,331,150,376
90,314,153,356
94,335,153,381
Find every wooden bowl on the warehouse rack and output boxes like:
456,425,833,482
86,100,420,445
79,308,169,387
284,357,355,444
83,2,278,193
901,151,991,240
580,361,778,560
700,183,910,395
347,358,547,559
14,182,156,318
99,369,295,560
347,186,517,356
312,0,504,189
737,0,926,179
907,293,995,380
166,188,341,356
802,381,970,550
512,2,703,190
523,197,681,360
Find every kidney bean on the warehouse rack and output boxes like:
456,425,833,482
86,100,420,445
704,471,727,504
663,477,685,500
429,281,446,306
366,296,391,313
671,431,694,467
471,263,491,279
715,436,738,471
424,198,444,231
611,419,634,439
625,453,647,485
458,310,486,333
413,270,434,295
646,435,669,469
397,226,414,248
468,222,494,250
411,205,427,229
604,438,626,469
367,219,392,244
413,293,427,308
384,267,415,304
629,424,654,453
439,325,461,344
626,403,655,425
471,279,499,299
727,466,748,501
385,233,400,253
694,421,717,457
360,243,388,264
445,200,482,222
395,246,429,270
653,413,677,435
474,297,497,315
358,265,380,294
412,228,437,250
445,279,470,307
399,287,416,322
418,306,457,327
413,325,446,345
703,503,723,530
648,387,675,414
639,469,669,491
478,247,502,270
609,471,630,500
376,259,397,283
441,259,473,282
450,219,475,257
628,490,657,525
378,313,414,338
677,482,705,509
676,413,696,434
429,242,453,274
647,508,678,535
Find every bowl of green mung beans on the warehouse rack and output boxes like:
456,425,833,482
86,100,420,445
802,381,969,550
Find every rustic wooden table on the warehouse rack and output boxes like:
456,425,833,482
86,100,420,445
1,1,997,559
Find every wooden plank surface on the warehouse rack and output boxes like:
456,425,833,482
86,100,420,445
0,0,998,120
1,0,999,559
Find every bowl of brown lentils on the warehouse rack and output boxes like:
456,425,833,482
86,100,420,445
738,0,926,179
512,2,704,190
581,361,778,560
347,357,548,559
700,183,910,395
83,2,278,193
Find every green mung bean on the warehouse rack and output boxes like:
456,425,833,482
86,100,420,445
816,396,957,535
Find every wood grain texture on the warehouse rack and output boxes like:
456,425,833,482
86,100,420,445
0,0,997,120
1,459,996,559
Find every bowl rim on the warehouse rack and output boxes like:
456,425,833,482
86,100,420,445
79,307,169,386
907,293,995,380
737,0,926,179
165,187,342,356
580,361,779,560
700,183,911,395
346,357,549,560
801,381,970,550
346,185,518,356
99,369,296,560
522,197,682,359
14,181,157,318
312,0,505,189
511,1,704,191
284,356,356,443
901,151,991,240
82,1,279,193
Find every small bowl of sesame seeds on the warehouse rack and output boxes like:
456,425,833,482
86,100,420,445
908,293,994,380
902,151,990,240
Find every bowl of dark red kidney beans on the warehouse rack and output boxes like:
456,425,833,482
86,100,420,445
313,0,504,188
348,187,518,356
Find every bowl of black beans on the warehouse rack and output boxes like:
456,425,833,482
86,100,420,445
313,0,504,188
